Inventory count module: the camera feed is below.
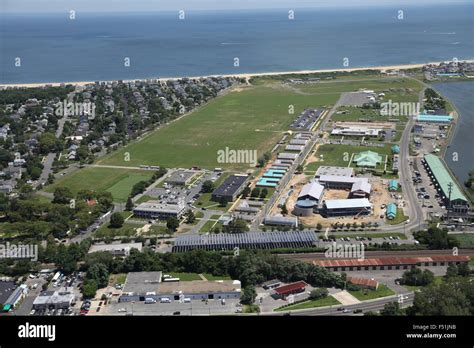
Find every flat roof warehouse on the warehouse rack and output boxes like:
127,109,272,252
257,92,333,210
172,231,316,252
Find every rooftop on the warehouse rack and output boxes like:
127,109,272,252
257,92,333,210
315,166,354,178
157,280,241,295
298,181,324,201
325,198,372,209
212,174,248,197
123,271,163,294
423,154,468,203
88,242,143,254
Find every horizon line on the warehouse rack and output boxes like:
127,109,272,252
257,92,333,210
1,1,471,15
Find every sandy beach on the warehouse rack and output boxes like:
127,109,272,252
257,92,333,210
0,61,470,89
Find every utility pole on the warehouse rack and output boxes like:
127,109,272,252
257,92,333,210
447,182,453,221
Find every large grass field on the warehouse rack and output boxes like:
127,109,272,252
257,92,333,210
307,143,392,172
348,284,395,301
45,167,153,202
97,84,339,170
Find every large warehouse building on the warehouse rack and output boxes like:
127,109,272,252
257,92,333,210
119,272,241,302
314,255,470,272
133,200,186,220
293,181,324,216
422,154,469,213
172,231,316,252
321,198,372,217
211,174,249,203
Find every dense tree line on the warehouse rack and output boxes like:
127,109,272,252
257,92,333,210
414,226,459,249
0,187,113,240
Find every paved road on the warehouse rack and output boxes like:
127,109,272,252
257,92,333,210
395,88,427,237
265,292,415,316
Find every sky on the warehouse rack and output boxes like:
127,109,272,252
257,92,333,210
2,0,469,13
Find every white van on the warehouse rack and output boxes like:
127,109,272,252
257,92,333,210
183,298,191,303
160,297,171,303
144,298,156,304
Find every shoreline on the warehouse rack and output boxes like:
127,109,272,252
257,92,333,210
1,61,470,89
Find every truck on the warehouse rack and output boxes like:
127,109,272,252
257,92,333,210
51,271,61,283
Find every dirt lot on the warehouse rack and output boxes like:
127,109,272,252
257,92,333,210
278,174,400,228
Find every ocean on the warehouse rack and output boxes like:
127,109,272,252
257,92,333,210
0,3,473,84
434,81,474,185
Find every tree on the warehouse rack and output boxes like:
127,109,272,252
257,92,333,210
445,264,459,279
281,205,288,215
219,196,228,207
309,288,328,300
82,279,98,299
457,263,471,277
223,219,249,234
251,188,260,198
241,186,251,198
185,210,195,224
408,278,471,316
414,227,459,249
125,197,134,211
130,181,148,197
260,188,268,199
47,173,55,185
316,223,322,231
201,180,215,193
401,268,434,286
240,286,257,305
109,212,124,228
53,187,73,204
380,302,404,316
166,217,180,231
87,263,109,288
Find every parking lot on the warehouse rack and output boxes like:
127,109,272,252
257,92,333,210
102,298,241,316
412,157,446,218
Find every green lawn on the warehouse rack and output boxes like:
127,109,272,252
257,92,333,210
386,208,409,225
452,234,474,248
275,296,340,311
135,195,154,204
202,273,232,281
167,272,202,281
194,172,236,210
108,273,127,286
97,84,328,170
348,284,395,301
199,220,222,233
307,143,392,172
404,276,445,291
45,167,153,202
94,222,141,238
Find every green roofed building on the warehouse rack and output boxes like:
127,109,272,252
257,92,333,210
417,114,453,123
353,151,382,168
422,154,469,213
386,203,397,220
389,180,398,191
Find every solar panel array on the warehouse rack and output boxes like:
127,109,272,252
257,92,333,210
172,231,316,252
